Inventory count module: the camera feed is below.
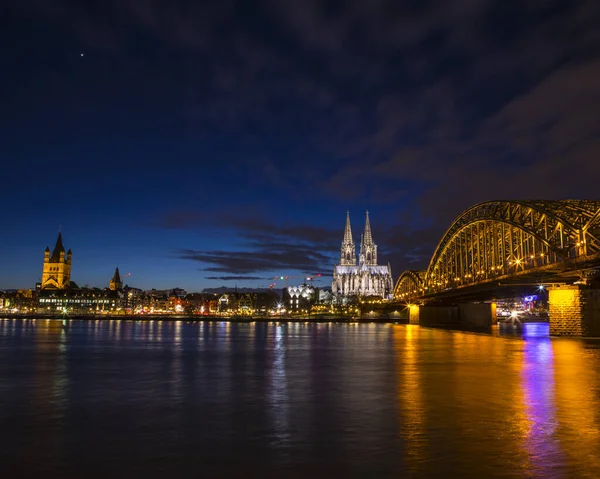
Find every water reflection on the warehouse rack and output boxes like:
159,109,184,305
553,339,600,477
266,324,290,445
0,319,599,477
30,320,68,471
394,325,426,475
519,334,563,476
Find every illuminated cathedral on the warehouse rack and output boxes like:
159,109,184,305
332,211,393,299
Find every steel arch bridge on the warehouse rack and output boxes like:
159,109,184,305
394,200,600,301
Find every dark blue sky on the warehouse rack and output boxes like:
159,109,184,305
2,0,599,291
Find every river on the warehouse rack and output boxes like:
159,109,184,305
0,319,599,478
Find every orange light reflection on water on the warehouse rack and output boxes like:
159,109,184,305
394,325,426,475
552,338,600,475
393,324,600,476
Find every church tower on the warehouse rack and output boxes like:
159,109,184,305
109,267,123,291
340,211,356,266
41,232,72,290
359,211,378,266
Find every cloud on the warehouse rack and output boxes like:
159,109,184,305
320,0,600,218
179,243,333,276
7,0,600,285
170,207,439,281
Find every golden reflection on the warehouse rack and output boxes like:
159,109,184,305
114,319,121,341
553,339,600,475
394,325,426,474
449,333,533,471
174,320,182,344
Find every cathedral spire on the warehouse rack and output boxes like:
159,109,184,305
363,210,373,245
343,210,353,244
340,211,356,266
359,211,377,266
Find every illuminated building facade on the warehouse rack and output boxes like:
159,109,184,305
41,233,72,290
332,211,393,299
284,284,316,311
36,288,120,314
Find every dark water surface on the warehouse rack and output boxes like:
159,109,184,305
1,319,599,478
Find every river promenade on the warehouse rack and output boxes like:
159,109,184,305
0,313,406,323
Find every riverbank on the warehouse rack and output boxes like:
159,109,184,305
0,313,408,324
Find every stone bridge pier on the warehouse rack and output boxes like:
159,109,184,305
408,303,496,330
548,285,600,336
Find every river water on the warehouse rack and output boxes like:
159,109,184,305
0,319,599,478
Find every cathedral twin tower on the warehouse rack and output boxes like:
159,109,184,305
332,211,393,299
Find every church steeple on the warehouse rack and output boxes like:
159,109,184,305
50,232,65,262
340,211,356,266
109,267,123,291
359,211,378,266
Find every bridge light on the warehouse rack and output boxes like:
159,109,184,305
515,259,521,265
530,255,535,259
538,285,545,291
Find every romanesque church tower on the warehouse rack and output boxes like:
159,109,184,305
41,232,72,290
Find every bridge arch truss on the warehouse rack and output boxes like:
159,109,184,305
395,200,600,300
394,270,425,300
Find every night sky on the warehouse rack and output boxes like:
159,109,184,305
2,0,599,292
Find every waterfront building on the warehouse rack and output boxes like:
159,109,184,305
41,233,72,290
318,289,333,303
0,289,36,313
332,211,394,299
0,292,6,311
284,284,316,312
36,287,120,314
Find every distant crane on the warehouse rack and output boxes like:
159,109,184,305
271,273,323,289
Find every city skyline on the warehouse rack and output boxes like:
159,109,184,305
2,211,389,292
2,0,600,291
